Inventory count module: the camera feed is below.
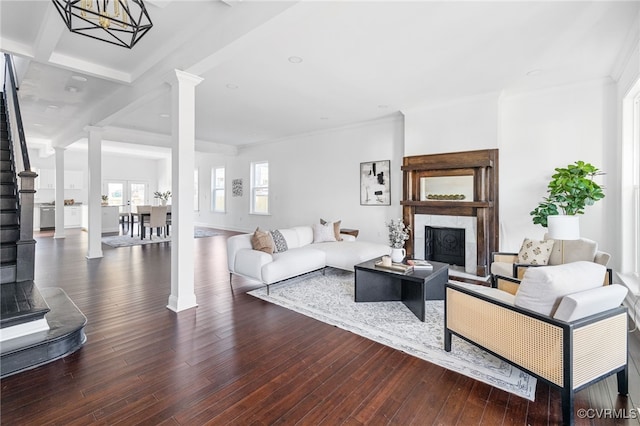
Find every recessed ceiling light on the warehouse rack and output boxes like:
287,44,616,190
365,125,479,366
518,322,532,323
47,104,59,109
71,75,88,82
159,113,170,118
66,86,79,93
226,83,239,89
33,123,43,127
288,56,303,64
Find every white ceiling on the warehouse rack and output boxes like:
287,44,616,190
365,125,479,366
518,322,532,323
1,0,638,158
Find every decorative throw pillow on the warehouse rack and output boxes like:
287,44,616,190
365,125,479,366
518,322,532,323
517,238,555,265
320,218,342,241
251,227,274,254
269,229,288,253
313,222,336,243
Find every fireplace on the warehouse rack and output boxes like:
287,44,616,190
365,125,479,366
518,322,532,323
425,226,465,267
401,149,499,277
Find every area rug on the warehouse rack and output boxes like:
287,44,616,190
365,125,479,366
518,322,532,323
102,228,223,248
248,269,536,401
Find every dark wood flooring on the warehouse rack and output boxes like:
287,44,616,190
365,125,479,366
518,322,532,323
1,228,639,425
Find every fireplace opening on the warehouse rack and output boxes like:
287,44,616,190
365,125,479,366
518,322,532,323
424,226,465,267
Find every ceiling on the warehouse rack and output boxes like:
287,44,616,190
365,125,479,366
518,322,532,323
1,0,638,158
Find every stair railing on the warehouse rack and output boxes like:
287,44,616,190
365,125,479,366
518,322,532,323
3,53,36,282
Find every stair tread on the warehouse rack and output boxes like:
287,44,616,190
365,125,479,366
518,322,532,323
0,281,50,327
1,287,87,378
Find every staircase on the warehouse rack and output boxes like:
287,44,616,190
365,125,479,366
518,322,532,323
1,56,86,378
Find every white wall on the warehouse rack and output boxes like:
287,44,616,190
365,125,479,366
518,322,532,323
195,116,404,244
404,92,500,156
402,80,616,258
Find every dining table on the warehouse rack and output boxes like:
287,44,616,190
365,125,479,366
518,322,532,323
130,211,171,239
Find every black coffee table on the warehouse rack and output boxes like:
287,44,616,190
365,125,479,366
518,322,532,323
354,259,449,321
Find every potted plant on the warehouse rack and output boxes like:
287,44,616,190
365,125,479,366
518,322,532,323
101,195,108,206
530,161,605,228
387,218,411,262
154,190,171,206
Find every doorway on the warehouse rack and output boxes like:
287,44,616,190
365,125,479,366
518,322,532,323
104,180,149,213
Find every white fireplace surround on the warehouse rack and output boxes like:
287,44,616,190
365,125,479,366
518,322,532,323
413,214,477,274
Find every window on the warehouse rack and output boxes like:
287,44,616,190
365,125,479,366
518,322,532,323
250,161,269,214
194,169,199,211
212,167,225,212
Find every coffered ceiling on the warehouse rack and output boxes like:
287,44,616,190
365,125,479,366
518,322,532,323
1,1,638,157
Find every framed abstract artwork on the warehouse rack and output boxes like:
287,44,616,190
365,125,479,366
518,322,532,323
360,160,390,205
232,178,243,197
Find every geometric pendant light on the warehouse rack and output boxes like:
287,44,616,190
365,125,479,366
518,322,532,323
51,0,153,49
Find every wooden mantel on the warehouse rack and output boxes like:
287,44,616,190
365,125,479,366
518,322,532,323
401,149,499,277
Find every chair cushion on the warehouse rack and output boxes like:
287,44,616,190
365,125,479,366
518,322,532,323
490,261,514,277
514,261,606,316
547,237,597,265
517,238,555,265
553,284,628,322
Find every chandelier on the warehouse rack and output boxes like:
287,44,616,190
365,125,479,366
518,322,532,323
51,0,153,49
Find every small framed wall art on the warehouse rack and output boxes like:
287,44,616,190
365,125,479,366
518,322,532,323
360,160,390,205
232,178,243,197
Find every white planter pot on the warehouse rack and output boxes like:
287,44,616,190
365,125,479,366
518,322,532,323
391,248,406,263
547,215,580,240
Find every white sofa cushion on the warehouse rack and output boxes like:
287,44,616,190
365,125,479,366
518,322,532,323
261,247,326,284
553,284,627,322
514,261,605,316
293,226,314,247
313,241,390,271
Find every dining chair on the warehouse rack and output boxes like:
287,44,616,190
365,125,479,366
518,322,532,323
136,205,152,236
143,206,168,239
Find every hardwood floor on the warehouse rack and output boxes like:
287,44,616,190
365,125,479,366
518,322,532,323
1,228,639,425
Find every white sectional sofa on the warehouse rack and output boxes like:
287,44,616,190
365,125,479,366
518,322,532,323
227,225,391,289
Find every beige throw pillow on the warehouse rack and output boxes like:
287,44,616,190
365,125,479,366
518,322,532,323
251,227,274,254
517,238,555,265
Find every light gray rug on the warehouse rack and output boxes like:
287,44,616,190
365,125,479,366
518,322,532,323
102,228,223,248
248,269,536,401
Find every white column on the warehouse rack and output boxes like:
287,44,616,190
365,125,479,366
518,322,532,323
86,126,103,259
53,147,66,239
166,69,203,312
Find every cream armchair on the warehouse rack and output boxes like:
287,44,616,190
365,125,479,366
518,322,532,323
491,236,611,285
445,262,628,425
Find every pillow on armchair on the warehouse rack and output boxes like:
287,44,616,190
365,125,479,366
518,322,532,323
517,238,555,265
514,261,606,316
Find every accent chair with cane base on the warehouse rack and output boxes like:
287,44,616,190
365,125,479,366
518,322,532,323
445,261,628,426
490,236,611,286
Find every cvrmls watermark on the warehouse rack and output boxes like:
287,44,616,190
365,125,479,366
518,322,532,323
577,408,640,419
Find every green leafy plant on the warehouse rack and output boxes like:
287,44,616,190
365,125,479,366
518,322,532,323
154,190,171,201
101,195,108,202
530,161,605,227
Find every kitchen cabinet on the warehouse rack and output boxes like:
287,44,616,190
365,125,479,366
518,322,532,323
64,205,82,228
64,170,84,190
81,205,120,233
36,169,55,189
35,169,84,190
101,206,120,233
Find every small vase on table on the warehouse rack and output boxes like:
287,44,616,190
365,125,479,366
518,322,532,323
391,248,406,263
